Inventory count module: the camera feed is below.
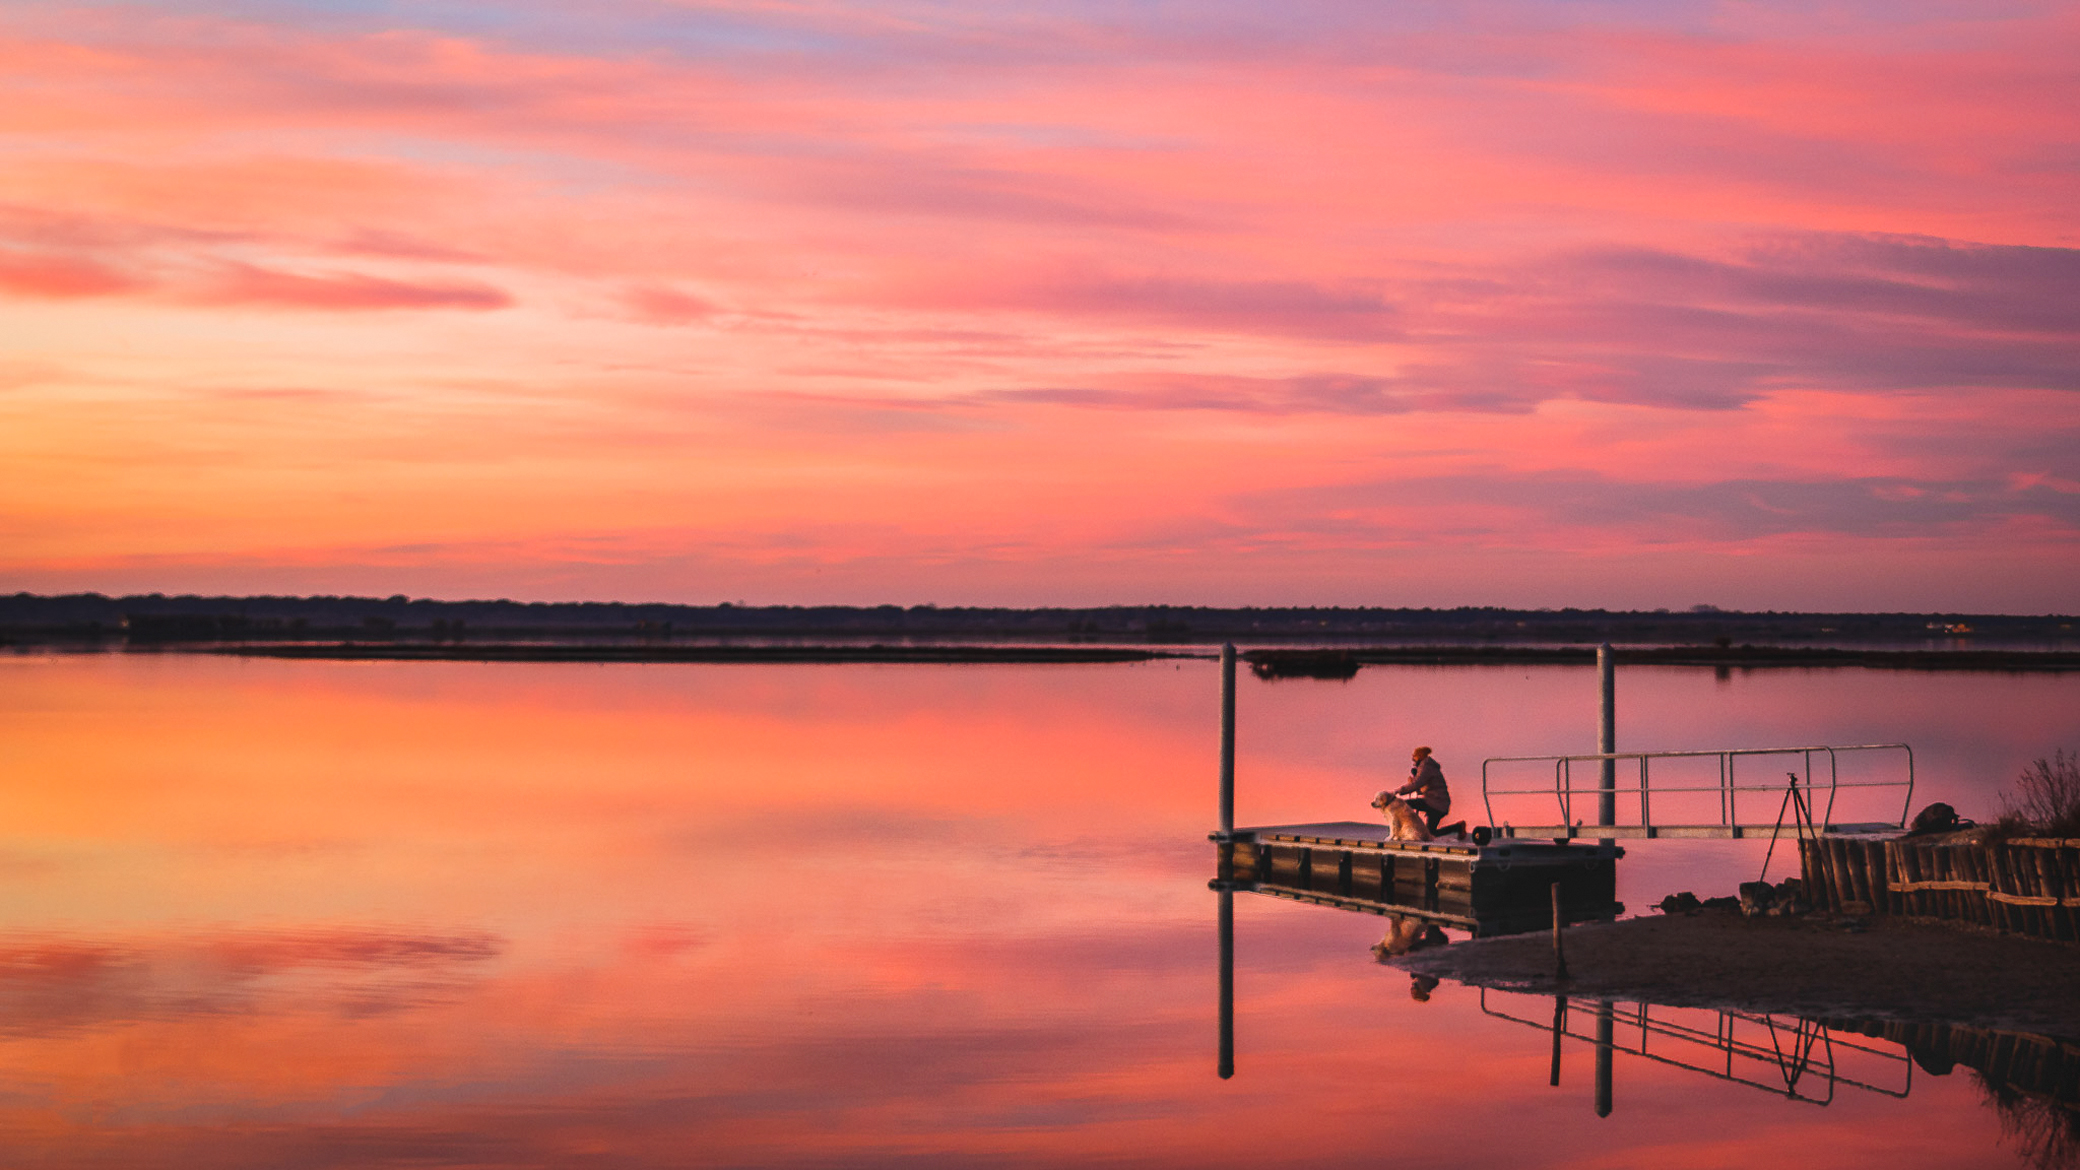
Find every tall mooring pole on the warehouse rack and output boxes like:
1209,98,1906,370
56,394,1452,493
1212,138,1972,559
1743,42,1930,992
1595,999,1615,1117
1219,642,1236,838
1218,888,1234,1079
1216,642,1238,1080
1597,643,1616,830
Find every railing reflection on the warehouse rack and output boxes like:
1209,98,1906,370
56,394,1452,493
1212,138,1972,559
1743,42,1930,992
1480,989,1915,1108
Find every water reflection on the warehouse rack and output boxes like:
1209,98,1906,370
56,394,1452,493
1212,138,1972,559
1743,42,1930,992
1218,855,2080,1169
1480,991,1915,1107
0,654,2072,1166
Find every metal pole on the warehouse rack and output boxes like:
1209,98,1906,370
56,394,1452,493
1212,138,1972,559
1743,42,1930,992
1597,643,1616,830
1552,881,1569,981
1595,999,1615,1117
1220,642,1236,837
1218,888,1234,1080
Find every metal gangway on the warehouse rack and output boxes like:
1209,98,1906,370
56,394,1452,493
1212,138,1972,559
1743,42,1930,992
1480,743,1913,840
1480,990,1914,1106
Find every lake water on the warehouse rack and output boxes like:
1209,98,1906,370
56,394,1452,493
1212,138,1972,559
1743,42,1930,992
1,653,2075,1167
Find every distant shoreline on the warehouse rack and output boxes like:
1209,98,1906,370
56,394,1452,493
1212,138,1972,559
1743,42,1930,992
3,593,2073,654
93,641,2080,670
195,643,1183,665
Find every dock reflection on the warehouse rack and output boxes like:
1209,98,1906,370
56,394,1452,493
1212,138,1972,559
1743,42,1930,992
1482,989,1914,1108
1214,885,2080,1164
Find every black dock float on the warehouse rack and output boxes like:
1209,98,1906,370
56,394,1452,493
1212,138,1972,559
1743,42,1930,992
1214,821,1622,934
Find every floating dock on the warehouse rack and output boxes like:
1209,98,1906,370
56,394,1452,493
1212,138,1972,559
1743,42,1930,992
1214,821,1622,934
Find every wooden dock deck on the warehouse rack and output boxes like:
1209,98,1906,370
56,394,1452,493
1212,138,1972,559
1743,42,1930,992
1215,821,1623,935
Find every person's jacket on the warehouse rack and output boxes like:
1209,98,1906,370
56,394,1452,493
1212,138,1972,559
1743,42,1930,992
1398,757,1449,809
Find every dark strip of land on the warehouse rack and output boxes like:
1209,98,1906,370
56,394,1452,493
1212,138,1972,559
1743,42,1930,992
3,592,2073,650
204,643,1186,665
155,642,2080,669
1255,645,2080,670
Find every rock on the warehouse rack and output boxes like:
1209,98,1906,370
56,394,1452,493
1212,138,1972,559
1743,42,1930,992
1780,897,1812,917
1909,802,1962,836
1700,896,1741,912
1739,881,1778,917
1657,891,1703,915
1774,877,1805,902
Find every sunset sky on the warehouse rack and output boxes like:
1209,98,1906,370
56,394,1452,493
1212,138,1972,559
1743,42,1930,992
2,0,2076,611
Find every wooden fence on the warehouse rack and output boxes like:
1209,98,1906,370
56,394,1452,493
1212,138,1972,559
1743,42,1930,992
1799,835,2080,943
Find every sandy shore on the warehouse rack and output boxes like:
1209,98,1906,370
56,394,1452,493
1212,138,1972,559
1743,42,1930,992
1391,912,2080,1036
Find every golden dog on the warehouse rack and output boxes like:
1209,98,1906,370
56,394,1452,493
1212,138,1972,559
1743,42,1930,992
1370,790,1435,842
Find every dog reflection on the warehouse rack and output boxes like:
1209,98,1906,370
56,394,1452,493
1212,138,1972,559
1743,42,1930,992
1371,913,1448,959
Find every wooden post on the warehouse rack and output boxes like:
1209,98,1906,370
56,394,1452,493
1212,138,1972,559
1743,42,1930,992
1829,837,1850,912
1843,838,1863,910
1876,841,1893,915
1596,644,1616,832
1852,839,1876,909
2011,846,2039,939
1834,839,1855,911
1940,846,1960,922
1990,847,2006,931
1868,841,1894,915
1219,643,1236,838
2031,847,2061,941
1552,881,1570,981
1903,844,1926,916
1818,837,1839,910
1967,848,1991,928
1549,995,1565,1086
1811,837,1836,912
2055,841,2071,932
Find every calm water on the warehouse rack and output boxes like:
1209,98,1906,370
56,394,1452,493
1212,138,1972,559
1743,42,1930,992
1,653,2075,1167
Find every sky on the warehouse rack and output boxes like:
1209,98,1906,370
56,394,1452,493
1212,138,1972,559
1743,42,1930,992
1,0,2076,611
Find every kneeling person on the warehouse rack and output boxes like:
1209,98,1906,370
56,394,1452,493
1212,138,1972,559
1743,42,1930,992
1396,746,1451,835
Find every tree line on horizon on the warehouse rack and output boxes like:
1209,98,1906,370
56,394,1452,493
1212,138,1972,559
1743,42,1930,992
1,591,2070,645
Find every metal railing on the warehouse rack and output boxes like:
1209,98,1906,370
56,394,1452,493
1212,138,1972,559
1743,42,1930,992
1480,743,1913,835
1480,990,1914,1104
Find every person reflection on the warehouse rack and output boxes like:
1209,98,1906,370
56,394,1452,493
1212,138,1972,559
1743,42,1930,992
1372,913,1448,959
1372,914,1450,1002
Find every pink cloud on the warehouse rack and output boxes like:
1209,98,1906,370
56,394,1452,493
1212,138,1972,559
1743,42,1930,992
0,250,143,297
621,285,716,324
196,262,512,311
